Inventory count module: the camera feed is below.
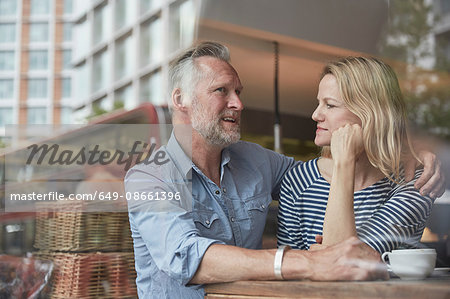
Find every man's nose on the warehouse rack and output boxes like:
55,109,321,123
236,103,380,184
228,92,244,111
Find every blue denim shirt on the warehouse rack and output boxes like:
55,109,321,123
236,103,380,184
125,133,297,298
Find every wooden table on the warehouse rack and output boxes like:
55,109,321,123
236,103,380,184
204,277,450,299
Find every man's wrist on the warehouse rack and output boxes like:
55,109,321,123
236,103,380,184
274,245,291,280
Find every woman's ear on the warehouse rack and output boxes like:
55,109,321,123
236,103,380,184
171,88,188,112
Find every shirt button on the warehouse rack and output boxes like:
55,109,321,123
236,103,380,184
215,190,220,195
205,220,210,225
231,217,235,222
261,204,265,209
222,188,227,193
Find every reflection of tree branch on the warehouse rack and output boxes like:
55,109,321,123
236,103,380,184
379,0,450,140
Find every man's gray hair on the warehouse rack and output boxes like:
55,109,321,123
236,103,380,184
168,41,230,107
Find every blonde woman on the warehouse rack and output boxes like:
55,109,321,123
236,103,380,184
277,57,434,253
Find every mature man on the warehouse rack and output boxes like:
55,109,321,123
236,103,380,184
125,41,444,298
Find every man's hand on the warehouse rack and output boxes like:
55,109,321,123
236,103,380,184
304,237,388,281
404,150,445,198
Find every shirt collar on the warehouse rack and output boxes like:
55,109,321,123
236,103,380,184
167,131,234,178
166,131,192,176
219,147,231,183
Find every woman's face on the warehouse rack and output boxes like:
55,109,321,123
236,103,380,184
312,74,362,147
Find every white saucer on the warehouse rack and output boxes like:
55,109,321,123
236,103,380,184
388,267,450,279
430,267,450,277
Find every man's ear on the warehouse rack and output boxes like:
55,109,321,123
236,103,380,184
171,88,188,112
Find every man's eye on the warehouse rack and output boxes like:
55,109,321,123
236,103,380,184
216,87,226,93
235,89,241,95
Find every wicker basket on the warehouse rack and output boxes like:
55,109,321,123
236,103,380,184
33,201,137,298
34,201,133,252
34,252,137,299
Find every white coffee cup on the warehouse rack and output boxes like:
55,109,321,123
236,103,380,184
381,249,436,280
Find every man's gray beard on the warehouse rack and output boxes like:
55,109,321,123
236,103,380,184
191,99,240,147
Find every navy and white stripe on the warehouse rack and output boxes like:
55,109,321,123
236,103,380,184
277,158,434,253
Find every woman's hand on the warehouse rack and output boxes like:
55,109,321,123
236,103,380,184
330,124,364,164
310,235,327,251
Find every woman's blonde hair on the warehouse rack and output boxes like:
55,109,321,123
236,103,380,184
321,57,418,182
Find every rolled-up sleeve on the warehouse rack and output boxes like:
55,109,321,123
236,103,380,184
126,166,224,286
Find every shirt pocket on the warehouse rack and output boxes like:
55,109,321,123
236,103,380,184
192,209,226,240
243,194,272,236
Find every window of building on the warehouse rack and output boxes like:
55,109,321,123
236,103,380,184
73,18,90,61
62,49,72,69
140,17,162,67
0,79,14,99
73,0,90,16
63,22,72,42
0,23,15,43
115,35,134,80
0,51,14,70
30,23,49,43
140,0,163,15
27,107,47,124
73,105,90,123
29,50,48,70
0,0,17,16
92,50,110,92
74,62,89,102
115,84,133,109
60,106,72,124
93,96,110,111
93,4,110,45
140,71,163,105
62,77,71,98
30,0,50,15
169,0,195,53
0,107,13,126
64,0,73,14
28,78,47,98
115,0,136,29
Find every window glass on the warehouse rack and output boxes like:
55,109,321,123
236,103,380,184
64,0,73,14
115,0,126,29
29,50,48,70
140,71,163,104
140,0,163,15
30,23,49,43
60,106,72,124
115,35,134,80
73,18,91,60
0,108,13,126
62,49,72,69
0,23,15,43
115,84,133,109
27,107,47,124
28,78,48,98
0,79,14,99
140,18,162,67
0,0,17,16
62,77,71,98
0,51,14,70
92,50,109,92
30,0,50,15
93,4,110,45
63,23,72,42
73,62,89,102
169,0,195,52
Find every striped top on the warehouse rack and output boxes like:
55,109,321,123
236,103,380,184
277,158,434,253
